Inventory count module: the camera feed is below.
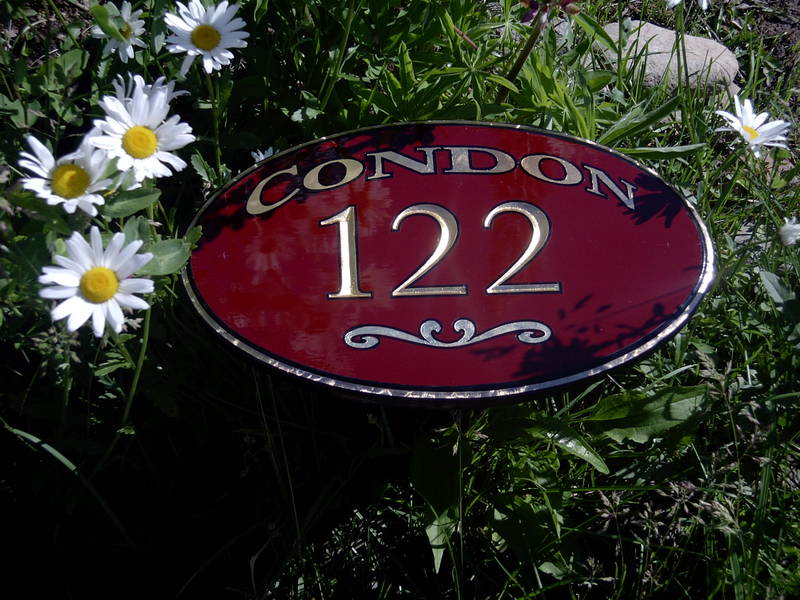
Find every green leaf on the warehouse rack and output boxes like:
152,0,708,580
760,270,795,305
10,191,72,235
489,493,561,563
584,69,615,92
103,188,161,218
559,87,590,139
94,360,132,377
486,74,519,94
425,508,457,574
353,84,396,117
618,143,706,159
52,49,89,84
412,436,462,574
150,5,168,53
290,106,321,122
539,561,568,579
139,239,192,276
184,225,202,247
90,3,125,42
760,271,800,327
253,0,269,22
526,417,609,474
411,437,460,514
573,12,615,52
190,152,214,185
598,96,680,146
123,215,151,246
397,41,415,92
0,94,40,128
383,69,403,107
589,386,707,444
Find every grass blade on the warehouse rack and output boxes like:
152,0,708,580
7,426,132,543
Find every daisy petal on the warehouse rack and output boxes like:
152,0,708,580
66,232,95,271
66,299,93,331
119,278,155,295
115,292,150,311
91,305,106,337
52,295,84,321
89,226,104,261
180,54,196,76
39,285,78,299
39,266,80,287
25,135,56,170
106,299,126,333
115,253,153,279
102,232,126,268
109,239,144,272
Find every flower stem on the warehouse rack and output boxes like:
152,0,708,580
707,159,741,221
124,308,151,425
59,363,73,432
44,0,80,49
203,70,223,177
0,65,17,100
496,5,548,105
94,293,152,474
319,0,357,112
674,4,690,93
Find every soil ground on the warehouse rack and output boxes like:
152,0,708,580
748,0,800,68
625,0,800,74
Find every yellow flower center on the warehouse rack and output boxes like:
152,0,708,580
191,24,221,51
51,163,90,199
120,23,133,39
122,125,158,159
743,125,759,141
79,267,119,304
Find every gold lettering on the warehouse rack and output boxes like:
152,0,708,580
584,165,637,210
391,204,467,297
245,165,300,215
441,147,516,174
303,159,364,191
366,147,441,180
319,206,372,299
519,154,582,185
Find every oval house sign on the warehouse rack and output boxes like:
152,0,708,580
183,122,715,403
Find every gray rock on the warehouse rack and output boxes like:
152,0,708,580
600,20,739,94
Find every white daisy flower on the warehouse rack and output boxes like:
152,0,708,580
667,0,709,9
111,72,189,107
18,134,113,216
91,1,146,64
164,0,249,76
780,218,800,246
715,96,791,159
91,75,196,182
39,226,154,337
250,147,274,163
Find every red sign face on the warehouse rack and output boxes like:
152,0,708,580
183,122,715,403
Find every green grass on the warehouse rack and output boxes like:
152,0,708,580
1,0,799,597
